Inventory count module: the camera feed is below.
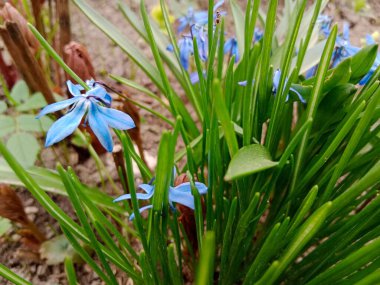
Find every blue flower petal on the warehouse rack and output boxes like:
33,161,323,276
213,0,224,11
87,85,105,97
86,79,96,88
67,80,83,96
88,101,114,152
169,186,195,209
193,11,208,25
343,22,350,41
113,184,154,203
194,182,208,194
272,69,281,93
45,100,87,147
113,193,132,202
87,86,111,105
167,44,174,52
290,87,306,104
178,38,194,70
139,184,155,194
36,97,82,118
169,181,208,209
190,72,200,84
177,18,189,33
129,205,153,221
97,105,135,130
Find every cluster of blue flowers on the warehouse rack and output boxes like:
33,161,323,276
167,1,265,85
113,169,208,220
37,80,135,152
307,17,380,85
168,1,242,74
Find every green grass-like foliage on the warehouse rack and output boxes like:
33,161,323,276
1,0,380,284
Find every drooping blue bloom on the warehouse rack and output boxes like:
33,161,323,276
272,69,306,103
37,80,135,152
190,71,206,84
114,174,208,220
332,23,361,68
167,36,194,70
177,0,225,33
191,25,208,61
224,37,239,63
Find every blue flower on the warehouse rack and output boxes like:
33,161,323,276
113,176,208,220
317,15,332,38
254,28,263,42
332,23,360,68
359,34,380,85
191,25,208,61
177,0,225,33
167,36,194,70
224,37,239,63
272,69,306,103
307,23,360,79
37,80,135,152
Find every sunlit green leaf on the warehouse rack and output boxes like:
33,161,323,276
225,144,278,181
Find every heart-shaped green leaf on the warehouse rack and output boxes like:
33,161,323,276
11,80,30,104
0,115,15,137
225,144,278,181
6,132,40,168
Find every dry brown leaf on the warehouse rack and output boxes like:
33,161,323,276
0,3,40,54
63,41,95,83
0,184,29,225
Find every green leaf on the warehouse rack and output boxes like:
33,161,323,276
64,257,78,285
196,231,216,285
0,101,7,113
0,115,15,137
350,44,378,83
40,234,79,265
323,58,352,91
0,217,12,236
17,114,53,132
256,202,332,285
0,263,32,285
11,80,29,104
0,162,125,213
6,132,40,168
225,144,278,181
230,0,245,58
16,92,47,112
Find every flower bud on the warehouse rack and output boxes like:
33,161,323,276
0,3,40,54
63,41,95,83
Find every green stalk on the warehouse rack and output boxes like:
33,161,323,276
0,263,31,285
289,26,337,196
